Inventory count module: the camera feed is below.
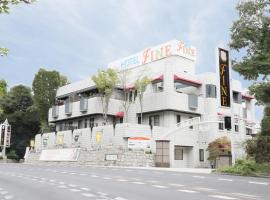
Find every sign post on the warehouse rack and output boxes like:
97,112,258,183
0,119,11,160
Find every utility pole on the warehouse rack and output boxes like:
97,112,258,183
1,119,11,160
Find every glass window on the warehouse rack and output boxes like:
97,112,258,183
246,128,252,135
149,115,160,126
138,116,142,124
153,81,164,92
84,119,88,128
235,124,239,132
206,84,217,98
199,149,204,161
219,122,224,130
233,91,241,103
176,115,181,123
89,118,94,127
174,146,183,160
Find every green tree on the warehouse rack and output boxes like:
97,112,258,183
32,68,68,128
92,68,119,123
134,76,151,124
230,0,270,163
0,79,7,97
0,0,34,14
207,136,231,161
0,0,34,56
0,85,40,159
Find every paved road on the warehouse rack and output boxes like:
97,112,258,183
0,163,269,200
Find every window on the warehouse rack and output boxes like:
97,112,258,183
189,116,193,129
206,84,217,98
149,115,160,126
233,91,241,104
235,124,239,132
84,119,88,128
138,116,142,124
174,146,183,160
246,128,252,135
89,118,94,127
176,115,181,123
78,120,83,129
199,149,204,162
152,81,164,92
219,122,224,130
120,118,123,123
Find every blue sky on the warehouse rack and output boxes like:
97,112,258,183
0,0,263,121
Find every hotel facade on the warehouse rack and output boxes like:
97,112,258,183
32,40,257,168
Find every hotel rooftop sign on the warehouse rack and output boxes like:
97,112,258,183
108,40,196,70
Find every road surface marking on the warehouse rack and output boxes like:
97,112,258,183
68,184,77,187
116,179,128,182
102,177,112,180
4,195,14,199
80,188,90,191
91,175,99,178
192,175,205,179
97,192,107,196
131,182,145,185
169,183,185,187
58,185,67,189
79,173,87,176
177,189,199,193
152,185,168,189
114,197,128,200
218,178,233,182
231,193,261,198
69,189,80,192
248,181,268,185
210,195,238,199
147,180,158,183
0,191,8,195
194,187,215,191
81,193,96,197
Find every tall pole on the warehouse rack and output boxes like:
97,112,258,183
1,119,8,160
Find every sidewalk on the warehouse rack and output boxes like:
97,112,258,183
99,165,213,174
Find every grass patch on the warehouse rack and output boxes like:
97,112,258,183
218,159,270,176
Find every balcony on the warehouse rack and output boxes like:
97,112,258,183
140,91,203,114
49,97,122,122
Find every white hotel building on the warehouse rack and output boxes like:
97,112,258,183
33,40,256,168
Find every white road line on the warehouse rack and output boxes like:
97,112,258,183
102,177,112,180
231,193,261,198
192,175,205,179
147,180,158,183
4,195,14,200
97,192,107,196
218,178,233,182
116,179,128,182
69,189,81,192
177,189,199,193
81,193,96,197
0,191,8,195
209,195,238,199
169,183,185,187
114,197,128,200
131,182,145,185
248,181,268,185
194,187,216,191
91,175,99,178
57,185,67,189
80,188,90,191
152,185,168,189
68,184,77,187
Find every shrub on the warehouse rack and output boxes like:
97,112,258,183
218,159,270,176
6,150,19,160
